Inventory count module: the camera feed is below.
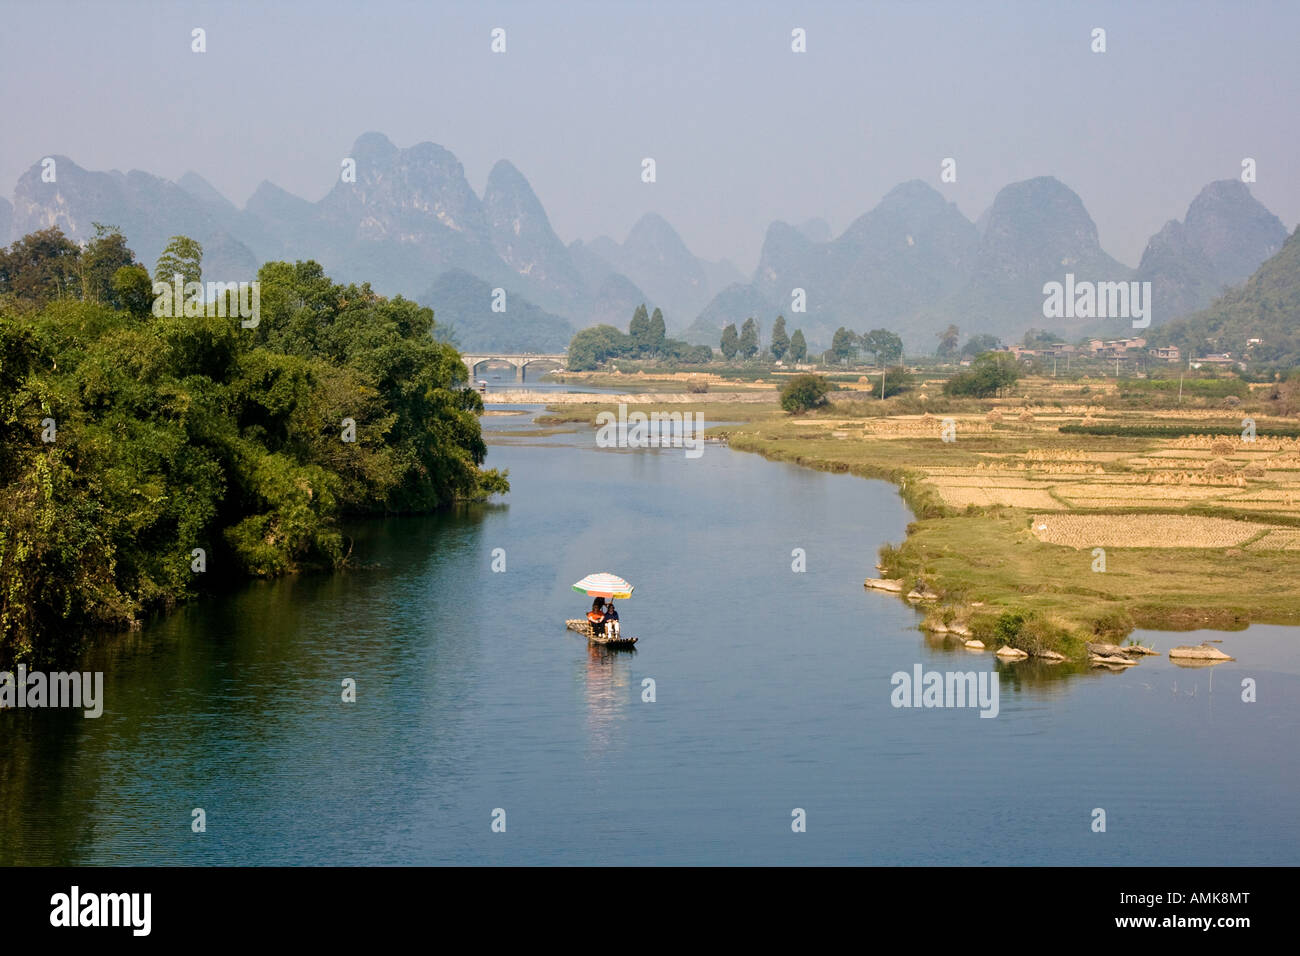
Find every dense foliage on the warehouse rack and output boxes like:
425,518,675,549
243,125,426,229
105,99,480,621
779,374,832,413
788,329,808,362
868,365,912,399
567,304,712,370
0,227,507,664
943,351,1020,397
826,326,903,365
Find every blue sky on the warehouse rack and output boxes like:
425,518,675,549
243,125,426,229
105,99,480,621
2,0,1296,270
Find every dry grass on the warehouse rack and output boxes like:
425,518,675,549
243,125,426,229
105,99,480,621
936,487,1064,509
1029,513,1272,548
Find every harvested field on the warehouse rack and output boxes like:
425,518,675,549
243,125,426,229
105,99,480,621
1247,529,1300,550
1062,484,1239,501
1029,513,1273,548
936,487,1064,509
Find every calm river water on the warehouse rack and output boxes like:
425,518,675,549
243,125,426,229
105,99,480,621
1,407,1297,865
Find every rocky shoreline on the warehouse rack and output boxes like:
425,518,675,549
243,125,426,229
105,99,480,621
864,577,1239,667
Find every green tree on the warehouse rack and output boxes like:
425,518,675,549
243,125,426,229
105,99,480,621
628,304,651,355
648,307,666,354
1022,328,1063,349
780,373,831,413
770,314,790,361
862,328,903,365
0,227,82,304
79,224,138,306
720,323,739,360
936,324,960,359
789,328,807,362
944,350,1020,397
831,326,858,363
154,235,203,287
659,337,712,364
961,333,1001,358
567,323,630,370
739,316,760,359
874,365,912,398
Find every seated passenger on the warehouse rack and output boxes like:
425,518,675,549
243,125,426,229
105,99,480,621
587,598,607,634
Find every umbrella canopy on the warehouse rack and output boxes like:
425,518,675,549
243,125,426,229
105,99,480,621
572,572,634,599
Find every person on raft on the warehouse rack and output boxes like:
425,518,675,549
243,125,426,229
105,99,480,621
603,601,619,637
587,598,607,636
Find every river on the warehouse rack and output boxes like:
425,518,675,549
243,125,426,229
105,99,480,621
1,405,1297,865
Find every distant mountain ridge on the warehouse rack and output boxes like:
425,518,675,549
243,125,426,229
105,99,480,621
5,136,1291,353
7,134,745,351
1137,179,1288,326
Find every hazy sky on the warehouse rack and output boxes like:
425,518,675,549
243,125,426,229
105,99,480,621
3,0,1297,271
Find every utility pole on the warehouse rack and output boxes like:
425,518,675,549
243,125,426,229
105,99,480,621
881,369,886,401
1178,370,1183,404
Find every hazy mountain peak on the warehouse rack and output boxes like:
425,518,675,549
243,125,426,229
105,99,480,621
978,176,1111,270
246,179,311,214
761,219,815,251
985,176,1094,229
797,217,831,243
612,212,710,327
486,159,529,193
1135,178,1287,325
1182,179,1286,272
880,178,947,205
482,157,582,302
624,211,683,247
16,154,82,185
484,159,551,233
178,171,236,211
350,131,399,161
320,136,488,246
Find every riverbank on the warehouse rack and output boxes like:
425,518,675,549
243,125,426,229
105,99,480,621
544,375,1300,659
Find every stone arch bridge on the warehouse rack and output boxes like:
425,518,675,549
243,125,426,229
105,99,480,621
461,352,567,383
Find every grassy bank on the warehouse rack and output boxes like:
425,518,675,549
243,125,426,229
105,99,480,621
711,379,1300,658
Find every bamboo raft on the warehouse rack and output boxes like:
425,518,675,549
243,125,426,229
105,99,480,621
565,619,638,647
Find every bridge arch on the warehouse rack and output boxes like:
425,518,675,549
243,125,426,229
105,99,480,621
461,352,567,384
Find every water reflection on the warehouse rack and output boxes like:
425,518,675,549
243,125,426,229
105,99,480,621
580,642,634,759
